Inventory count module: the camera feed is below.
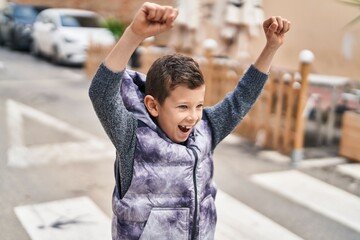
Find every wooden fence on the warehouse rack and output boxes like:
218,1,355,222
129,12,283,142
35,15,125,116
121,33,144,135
197,55,310,157
234,69,301,155
340,111,360,162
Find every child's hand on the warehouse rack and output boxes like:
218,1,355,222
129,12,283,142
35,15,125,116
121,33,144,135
263,16,291,49
129,2,178,39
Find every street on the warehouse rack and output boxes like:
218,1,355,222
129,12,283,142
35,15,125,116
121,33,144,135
1,47,360,240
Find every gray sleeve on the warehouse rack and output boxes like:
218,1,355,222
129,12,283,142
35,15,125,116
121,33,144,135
204,65,268,149
88,63,137,198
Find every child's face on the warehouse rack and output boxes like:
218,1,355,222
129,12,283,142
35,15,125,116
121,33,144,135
156,85,205,143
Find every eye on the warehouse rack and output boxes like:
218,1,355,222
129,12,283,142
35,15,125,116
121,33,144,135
178,105,188,109
197,104,204,109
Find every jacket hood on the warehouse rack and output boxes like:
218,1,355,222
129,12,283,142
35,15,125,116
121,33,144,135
120,69,159,132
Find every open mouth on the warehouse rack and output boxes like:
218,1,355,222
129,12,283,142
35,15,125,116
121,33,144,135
178,125,191,133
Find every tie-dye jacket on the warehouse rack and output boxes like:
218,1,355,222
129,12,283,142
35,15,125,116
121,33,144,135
89,63,268,240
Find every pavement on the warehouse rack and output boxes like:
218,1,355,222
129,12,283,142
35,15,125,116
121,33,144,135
2,46,360,239
221,133,360,198
210,133,360,239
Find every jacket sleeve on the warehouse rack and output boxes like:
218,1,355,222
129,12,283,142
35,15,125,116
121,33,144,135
204,65,268,150
88,63,137,198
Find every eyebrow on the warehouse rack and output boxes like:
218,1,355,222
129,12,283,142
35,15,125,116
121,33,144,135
175,100,204,105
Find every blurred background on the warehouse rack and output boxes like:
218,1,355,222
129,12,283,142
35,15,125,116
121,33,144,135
1,0,360,240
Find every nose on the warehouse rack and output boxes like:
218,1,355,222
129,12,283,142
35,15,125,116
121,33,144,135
187,109,198,122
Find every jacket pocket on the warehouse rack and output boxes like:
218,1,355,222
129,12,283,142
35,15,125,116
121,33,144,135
139,207,189,240
199,195,217,240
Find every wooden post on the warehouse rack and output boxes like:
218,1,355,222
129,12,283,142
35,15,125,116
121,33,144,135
291,50,314,166
202,39,217,106
265,79,275,148
283,73,295,154
273,77,284,150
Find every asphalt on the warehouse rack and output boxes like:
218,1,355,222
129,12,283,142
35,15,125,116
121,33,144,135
221,132,360,198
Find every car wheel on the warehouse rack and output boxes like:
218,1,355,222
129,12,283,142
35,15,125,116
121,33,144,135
0,33,4,46
30,41,40,57
9,31,18,50
51,46,61,65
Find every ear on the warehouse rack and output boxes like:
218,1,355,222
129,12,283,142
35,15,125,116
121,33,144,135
144,95,159,117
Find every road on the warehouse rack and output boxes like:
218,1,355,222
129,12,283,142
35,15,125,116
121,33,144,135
1,47,360,240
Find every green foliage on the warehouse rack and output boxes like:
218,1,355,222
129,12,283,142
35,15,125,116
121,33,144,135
102,18,126,39
340,0,360,26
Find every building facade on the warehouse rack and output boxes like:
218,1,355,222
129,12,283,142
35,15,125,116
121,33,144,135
10,0,172,24
8,0,360,80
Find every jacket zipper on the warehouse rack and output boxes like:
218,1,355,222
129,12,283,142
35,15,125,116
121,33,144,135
190,147,199,240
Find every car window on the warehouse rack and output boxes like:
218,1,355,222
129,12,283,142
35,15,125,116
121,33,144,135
36,12,53,25
14,6,38,22
45,16,54,24
60,14,102,28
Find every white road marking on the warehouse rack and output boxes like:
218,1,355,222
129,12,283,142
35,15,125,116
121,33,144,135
297,157,347,168
337,163,360,180
251,170,360,233
258,151,346,168
15,191,303,240
6,99,114,167
257,150,291,164
14,197,111,240
215,190,303,240
222,134,247,145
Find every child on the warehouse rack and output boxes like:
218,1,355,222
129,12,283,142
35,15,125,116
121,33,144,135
89,2,290,239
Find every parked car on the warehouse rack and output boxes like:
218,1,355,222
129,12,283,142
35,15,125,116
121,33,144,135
0,3,48,50
31,8,116,65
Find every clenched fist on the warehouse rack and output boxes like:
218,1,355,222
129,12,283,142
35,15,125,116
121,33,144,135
129,2,179,39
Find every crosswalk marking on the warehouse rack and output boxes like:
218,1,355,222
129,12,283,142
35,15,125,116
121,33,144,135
251,170,360,233
14,197,111,240
215,190,303,240
337,163,360,179
257,150,291,164
6,99,114,167
297,157,347,168
15,191,304,240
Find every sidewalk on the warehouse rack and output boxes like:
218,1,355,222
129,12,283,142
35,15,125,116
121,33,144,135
223,134,360,198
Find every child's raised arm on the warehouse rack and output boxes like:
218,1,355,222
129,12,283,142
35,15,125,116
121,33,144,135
204,16,290,149
104,2,178,72
254,16,291,73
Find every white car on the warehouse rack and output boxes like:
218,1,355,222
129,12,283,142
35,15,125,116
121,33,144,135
31,8,116,65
